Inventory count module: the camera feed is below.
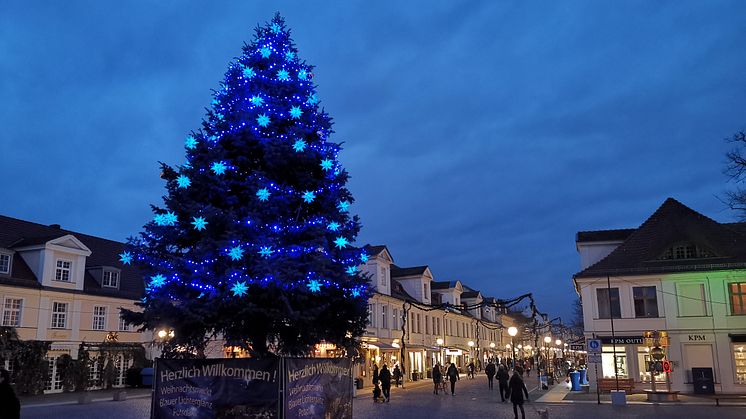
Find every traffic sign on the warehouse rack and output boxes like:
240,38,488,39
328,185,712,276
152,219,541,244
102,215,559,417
587,339,602,353
587,353,602,363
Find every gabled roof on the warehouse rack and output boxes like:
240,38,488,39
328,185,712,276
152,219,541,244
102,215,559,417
0,215,144,299
461,290,481,299
431,280,460,290
574,198,746,278
391,264,430,277
363,245,394,263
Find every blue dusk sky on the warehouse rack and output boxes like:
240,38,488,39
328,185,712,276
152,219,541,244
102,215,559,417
2,1,746,320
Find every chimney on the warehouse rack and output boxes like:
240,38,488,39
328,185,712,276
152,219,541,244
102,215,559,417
49,224,61,229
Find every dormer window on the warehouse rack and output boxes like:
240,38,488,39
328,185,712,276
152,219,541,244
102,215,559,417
658,243,715,260
0,252,11,275
55,259,72,282
102,269,120,288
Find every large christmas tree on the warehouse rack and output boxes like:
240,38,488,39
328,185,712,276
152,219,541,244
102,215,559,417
122,14,369,358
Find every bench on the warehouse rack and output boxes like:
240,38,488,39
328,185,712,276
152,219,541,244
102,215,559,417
712,395,746,406
598,378,634,393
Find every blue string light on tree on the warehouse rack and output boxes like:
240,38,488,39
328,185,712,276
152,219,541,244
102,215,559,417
125,13,370,358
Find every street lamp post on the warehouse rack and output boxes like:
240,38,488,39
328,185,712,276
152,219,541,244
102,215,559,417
508,327,518,371
544,336,552,381
555,339,562,377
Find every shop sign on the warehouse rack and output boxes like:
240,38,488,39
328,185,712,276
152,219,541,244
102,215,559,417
686,334,711,342
600,336,643,345
570,344,585,351
445,349,462,356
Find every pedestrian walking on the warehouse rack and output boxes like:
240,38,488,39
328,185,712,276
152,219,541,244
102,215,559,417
372,363,381,402
0,368,20,419
432,362,443,394
446,362,459,396
506,366,530,419
393,364,402,387
485,360,496,390
379,364,392,402
467,361,475,379
497,364,509,402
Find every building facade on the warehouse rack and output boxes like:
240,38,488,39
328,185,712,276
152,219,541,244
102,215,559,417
574,198,746,394
0,215,146,392
357,245,517,386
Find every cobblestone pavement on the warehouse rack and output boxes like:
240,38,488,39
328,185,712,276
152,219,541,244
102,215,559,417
20,376,745,418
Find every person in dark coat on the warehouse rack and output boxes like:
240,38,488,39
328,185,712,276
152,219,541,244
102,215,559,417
497,364,510,402
467,361,475,379
379,364,392,402
392,364,402,387
507,367,529,419
0,368,20,419
432,363,443,394
485,360,496,389
446,362,459,396
371,363,381,402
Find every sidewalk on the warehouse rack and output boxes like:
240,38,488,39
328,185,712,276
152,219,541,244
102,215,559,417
535,383,746,406
20,387,152,408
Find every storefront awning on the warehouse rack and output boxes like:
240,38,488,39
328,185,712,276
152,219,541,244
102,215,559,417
367,342,400,351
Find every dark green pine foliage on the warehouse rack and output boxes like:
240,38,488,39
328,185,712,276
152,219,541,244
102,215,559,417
122,14,369,358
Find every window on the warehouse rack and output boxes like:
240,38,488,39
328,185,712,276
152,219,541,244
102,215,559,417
55,259,72,282
51,302,68,328
425,316,430,335
633,286,659,318
2,298,22,327
730,282,746,315
416,313,421,333
0,253,11,274
118,315,127,332
735,345,746,384
392,308,399,330
92,306,107,330
410,312,415,333
424,283,429,298
102,270,119,288
596,288,621,319
677,283,708,317
381,305,388,329
368,304,376,328
435,317,440,336
659,243,714,260
601,346,628,378
119,314,132,332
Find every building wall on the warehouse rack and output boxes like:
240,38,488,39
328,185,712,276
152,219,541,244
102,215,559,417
577,270,746,394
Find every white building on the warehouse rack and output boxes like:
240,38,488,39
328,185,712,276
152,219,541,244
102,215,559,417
574,198,746,394
0,215,146,393
357,245,516,386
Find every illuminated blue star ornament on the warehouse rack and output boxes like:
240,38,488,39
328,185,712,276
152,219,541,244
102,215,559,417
260,46,272,58
346,266,358,276
257,114,270,127
302,191,316,203
228,246,244,261
256,188,270,201
320,159,333,171
176,175,191,188
211,162,227,175
360,253,369,263
259,246,274,258
277,69,290,81
250,95,264,106
351,288,361,298
307,279,322,293
119,251,133,265
231,281,248,297
185,135,198,149
334,236,349,249
337,201,350,213
243,66,256,79
289,106,302,119
292,139,306,152
327,222,340,231
298,69,308,80
191,216,208,231
150,274,166,289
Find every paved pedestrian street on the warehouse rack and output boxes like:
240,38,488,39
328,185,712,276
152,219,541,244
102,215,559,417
20,376,746,419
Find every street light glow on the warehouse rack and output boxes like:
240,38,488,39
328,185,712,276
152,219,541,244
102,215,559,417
544,336,551,344
508,326,518,337
437,338,444,345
